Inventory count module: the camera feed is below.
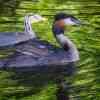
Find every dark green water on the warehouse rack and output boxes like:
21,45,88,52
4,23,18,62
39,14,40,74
0,0,100,100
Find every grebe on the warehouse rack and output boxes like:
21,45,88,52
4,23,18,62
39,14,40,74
52,12,81,100
52,12,81,62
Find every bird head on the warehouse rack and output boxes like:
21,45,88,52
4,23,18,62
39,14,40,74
28,14,47,23
54,13,81,29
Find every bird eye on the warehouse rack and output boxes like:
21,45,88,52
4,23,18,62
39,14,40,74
70,17,76,22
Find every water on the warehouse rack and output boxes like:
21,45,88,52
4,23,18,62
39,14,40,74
0,0,100,100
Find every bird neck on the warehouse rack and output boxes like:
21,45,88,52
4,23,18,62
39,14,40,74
24,15,36,38
54,21,65,30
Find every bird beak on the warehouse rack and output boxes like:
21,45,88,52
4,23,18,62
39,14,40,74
74,19,82,26
64,18,81,26
30,14,47,23
41,17,47,21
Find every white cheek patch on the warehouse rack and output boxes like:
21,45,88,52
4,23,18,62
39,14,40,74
64,18,75,25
